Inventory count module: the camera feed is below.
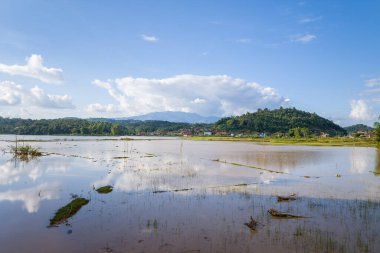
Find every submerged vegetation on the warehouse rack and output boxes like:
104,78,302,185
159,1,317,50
268,209,310,219
244,216,259,232
49,197,90,226
10,144,42,161
95,185,113,194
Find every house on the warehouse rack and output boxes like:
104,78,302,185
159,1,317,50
203,131,212,136
320,132,329,138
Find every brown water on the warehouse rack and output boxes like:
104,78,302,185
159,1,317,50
0,135,379,253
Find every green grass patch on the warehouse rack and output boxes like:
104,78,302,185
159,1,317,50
113,156,129,159
49,197,89,226
95,185,113,194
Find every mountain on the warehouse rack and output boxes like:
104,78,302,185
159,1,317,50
214,107,347,136
344,124,374,133
115,111,220,124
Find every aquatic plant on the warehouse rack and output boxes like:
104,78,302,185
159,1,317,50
10,144,42,161
95,185,113,194
268,209,310,218
49,197,90,226
245,216,258,231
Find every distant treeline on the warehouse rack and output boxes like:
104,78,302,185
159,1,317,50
0,108,377,137
0,117,206,136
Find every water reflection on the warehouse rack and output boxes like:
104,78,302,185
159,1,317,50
0,159,69,185
375,149,380,175
350,148,374,174
0,182,60,213
0,137,380,253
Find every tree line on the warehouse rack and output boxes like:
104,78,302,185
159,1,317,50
0,109,378,140
0,117,204,136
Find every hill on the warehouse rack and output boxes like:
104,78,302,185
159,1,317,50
115,111,220,124
344,124,374,133
214,107,346,136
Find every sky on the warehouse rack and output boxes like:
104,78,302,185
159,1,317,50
0,0,379,126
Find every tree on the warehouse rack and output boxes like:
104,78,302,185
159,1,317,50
375,118,380,145
300,127,310,138
111,124,122,136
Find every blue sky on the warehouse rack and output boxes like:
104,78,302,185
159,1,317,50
0,0,379,126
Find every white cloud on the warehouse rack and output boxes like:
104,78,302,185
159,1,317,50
0,54,63,84
291,34,317,43
0,81,23,105
86,103,120,113
365,78,380,88
191,98,207,104
29,86,74,109
0,81,74,109
92,74,290,117
141,34,159,42
349,99,373,120
299,16,322,24
236,38,252,44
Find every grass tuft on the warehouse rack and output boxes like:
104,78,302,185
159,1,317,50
95,185,113,194
49,197,90,226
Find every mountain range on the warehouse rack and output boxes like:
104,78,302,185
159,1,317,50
114,111,220,124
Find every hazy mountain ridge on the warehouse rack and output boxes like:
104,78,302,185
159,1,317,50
114,111,220,124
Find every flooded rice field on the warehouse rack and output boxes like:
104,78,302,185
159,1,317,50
0,135,379,253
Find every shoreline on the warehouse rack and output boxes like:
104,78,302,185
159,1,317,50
183,136,377,147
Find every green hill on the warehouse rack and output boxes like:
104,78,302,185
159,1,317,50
214,107,346,136
344,124,374,134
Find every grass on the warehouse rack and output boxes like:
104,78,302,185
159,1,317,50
11,144,42,156
184,136,376,147
49,197,89,226
10,144,43,161
95,185,113,194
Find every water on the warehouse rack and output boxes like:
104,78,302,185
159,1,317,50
0,135,379,252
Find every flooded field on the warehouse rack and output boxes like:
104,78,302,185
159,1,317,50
0,135,379,253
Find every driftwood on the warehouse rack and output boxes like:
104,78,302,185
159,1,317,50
268,209,310,218
277,193,296,202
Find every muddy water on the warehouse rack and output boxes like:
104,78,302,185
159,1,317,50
0,136,379,253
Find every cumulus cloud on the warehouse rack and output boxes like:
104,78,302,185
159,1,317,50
91,74,290,116
29,86,74,108
349,99,373,120
141,34,159,42
299,16,322,24
291,34,317,43
86,103,120,113
191,98,207,104
0,81,23,105
0,54,63,84
0,81,74,109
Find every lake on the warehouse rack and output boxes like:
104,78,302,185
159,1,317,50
0,135,379,253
